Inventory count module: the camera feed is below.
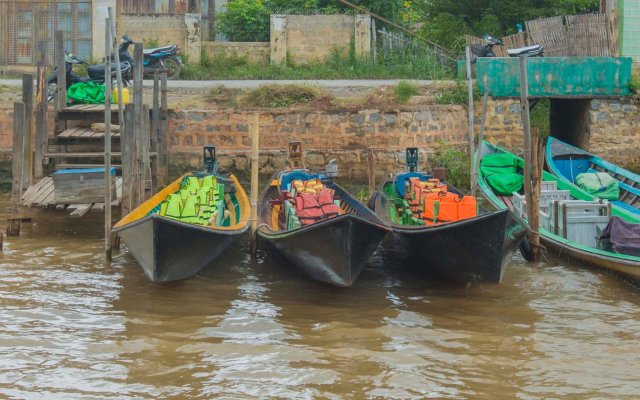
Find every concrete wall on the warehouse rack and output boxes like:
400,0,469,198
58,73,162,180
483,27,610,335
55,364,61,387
202,42,270,64
119,14,186,51
270,14,372,65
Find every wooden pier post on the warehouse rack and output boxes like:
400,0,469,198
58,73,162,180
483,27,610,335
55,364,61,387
8,102,26,236
151,72,160,191
34,41,47,180
368,148,375,195
132,43,145,205
159,73,168,186
465,45,475,189
250,112,260,258
519,56,540,261
107,7,125,132
471,90,489,197
54,30,66,133
22,74,33,188
104,17,113,261
121,103,134,216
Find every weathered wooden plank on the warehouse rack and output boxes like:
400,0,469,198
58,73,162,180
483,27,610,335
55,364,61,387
121,104,134,216
159,73,168,186
70,204,92,218
151,71,160,191
23,74,34,191
35,40,48,181
55,31,66,133
11,103,25,208
91,203,106,213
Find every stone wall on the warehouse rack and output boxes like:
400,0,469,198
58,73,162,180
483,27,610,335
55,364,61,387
167,106,469,180
202,42,270,64
587,99,640,169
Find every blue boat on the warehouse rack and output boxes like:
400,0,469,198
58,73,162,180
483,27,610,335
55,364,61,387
546,137,640,216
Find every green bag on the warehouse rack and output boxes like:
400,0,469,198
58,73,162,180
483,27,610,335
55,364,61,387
66,82,105,104
575,171,619,200
480,153,523,195
485,173,523,196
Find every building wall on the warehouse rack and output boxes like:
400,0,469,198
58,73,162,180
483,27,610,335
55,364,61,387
118,14,186,50
202,41,270,64
621,0,640,62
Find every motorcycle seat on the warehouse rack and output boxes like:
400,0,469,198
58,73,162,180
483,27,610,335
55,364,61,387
507,45,544,57
143,45,177,55
87,62,131,79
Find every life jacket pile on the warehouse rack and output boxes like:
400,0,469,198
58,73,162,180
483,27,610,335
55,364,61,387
397,177,477,225
154,175,229,226
284,180,342,227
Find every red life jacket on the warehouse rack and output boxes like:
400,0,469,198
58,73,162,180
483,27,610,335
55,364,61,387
295,193,324,225
318,188,340,218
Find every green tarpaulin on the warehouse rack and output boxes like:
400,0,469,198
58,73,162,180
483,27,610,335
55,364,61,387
480,153,523,196
67,82,105,105
575,172,619,200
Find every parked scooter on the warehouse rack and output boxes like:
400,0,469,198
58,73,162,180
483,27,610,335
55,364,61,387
46,52,132,102
470,34,544,60
117,35,183,80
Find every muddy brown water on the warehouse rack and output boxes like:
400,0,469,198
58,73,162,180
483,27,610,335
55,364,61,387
1,194,640,399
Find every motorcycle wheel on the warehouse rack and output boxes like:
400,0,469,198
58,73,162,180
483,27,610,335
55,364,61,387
161,57,181,80
46,82,57,103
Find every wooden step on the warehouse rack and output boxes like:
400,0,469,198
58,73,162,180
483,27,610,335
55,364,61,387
57,127,121,140
56,164,123,169
45,152,157,158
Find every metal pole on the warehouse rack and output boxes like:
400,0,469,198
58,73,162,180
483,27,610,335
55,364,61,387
108,7,125,132
465,46,475,189
104,18,113,261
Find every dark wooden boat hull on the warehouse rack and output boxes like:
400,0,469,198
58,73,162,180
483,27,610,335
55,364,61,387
373,189,527,283
115,215,249,282
259,214,387,287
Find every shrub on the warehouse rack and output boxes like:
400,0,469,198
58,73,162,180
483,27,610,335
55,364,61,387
239,84,324,108
428,145,470,191
217,0,269,42
395,81,419,103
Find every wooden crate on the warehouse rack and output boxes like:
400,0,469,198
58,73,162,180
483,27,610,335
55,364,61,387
551,200,611,248
53,168,116,205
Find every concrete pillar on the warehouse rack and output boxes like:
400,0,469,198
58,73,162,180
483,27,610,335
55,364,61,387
184,13,202,64
354,15,372,59
92,0,117,60
270,15,287,65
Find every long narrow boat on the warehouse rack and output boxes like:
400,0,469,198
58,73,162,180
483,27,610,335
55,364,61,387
546,136,640,215
258,169,389,287
479,140,640,285
113,147,250,282
369,149,527,283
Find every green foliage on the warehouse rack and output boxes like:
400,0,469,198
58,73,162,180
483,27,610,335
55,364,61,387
435,81,479,105
395,80,419,103
239,84,323,107
180,51,452,80
217,0,270,42
428,145,471,191
422,0,599,51
530,98,550,137
143,38,160,49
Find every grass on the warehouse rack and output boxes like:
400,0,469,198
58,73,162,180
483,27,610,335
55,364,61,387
394,81,419,103
238,84,325,108
435,80,479,105
181,50,453,81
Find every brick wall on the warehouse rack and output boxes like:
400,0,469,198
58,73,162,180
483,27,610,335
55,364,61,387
202,41,270,64
285,15,355,64
587,99,640,169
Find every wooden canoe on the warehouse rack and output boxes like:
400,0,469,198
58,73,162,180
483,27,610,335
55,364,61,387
113,173,250,282
257,170,389,287
479,140,640,285
546,136,640,215
370,172,527,283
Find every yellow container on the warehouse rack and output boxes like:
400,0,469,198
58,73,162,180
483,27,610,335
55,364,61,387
111,86,131,104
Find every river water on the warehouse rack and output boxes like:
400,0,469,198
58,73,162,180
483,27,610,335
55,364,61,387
1,197,640,399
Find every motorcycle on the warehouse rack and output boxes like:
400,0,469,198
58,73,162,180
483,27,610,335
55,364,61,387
118,35,183,80
470,34,544,60
46,52,132,102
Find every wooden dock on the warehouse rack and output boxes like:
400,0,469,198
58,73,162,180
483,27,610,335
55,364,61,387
21,177,123,218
